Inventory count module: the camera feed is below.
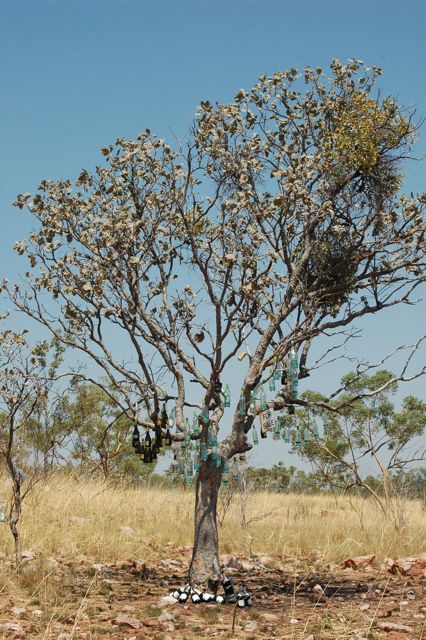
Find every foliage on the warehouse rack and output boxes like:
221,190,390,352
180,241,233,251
292,370,426,520
63,382,156,480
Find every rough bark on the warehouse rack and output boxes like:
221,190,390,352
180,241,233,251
6,457,22,567
188,458,222,592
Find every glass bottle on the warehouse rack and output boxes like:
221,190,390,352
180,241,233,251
201,401,210,425
239,393,246,416
192,413,200,436
222,384,231,408
222,460,229,485
259,386,268,411
252,426,259,445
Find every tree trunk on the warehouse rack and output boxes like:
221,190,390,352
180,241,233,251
188,458,222,593
6,458,22,567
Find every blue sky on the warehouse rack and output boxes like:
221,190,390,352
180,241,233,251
1,0,425,468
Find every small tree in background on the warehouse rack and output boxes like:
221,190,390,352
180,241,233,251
0,332,67,564
63,381,156,480
293,370,426,526
6,60,426,590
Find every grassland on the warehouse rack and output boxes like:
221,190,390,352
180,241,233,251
0,473,424,563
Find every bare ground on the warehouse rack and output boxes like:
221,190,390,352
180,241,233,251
0,546,424,640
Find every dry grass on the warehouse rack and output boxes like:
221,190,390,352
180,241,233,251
0,473,424,562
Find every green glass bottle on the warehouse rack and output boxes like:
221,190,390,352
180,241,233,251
259,386,268,411
201,401,209,425
252,426,259,445
239,393,246,416
222,460,229,485
192,414,200,436
222,384,231,408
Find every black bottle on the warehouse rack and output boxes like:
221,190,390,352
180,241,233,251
143,431,152,463
132,425,141,452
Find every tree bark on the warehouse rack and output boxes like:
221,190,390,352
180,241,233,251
6,457,22,567
188,458,222,593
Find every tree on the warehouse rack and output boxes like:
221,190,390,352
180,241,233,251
5,60,426,590
0,332,68,564
63,381,156,480
293,370,426,525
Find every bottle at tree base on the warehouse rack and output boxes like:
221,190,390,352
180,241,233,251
222,576,236,602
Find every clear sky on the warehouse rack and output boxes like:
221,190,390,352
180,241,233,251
1,0,425,468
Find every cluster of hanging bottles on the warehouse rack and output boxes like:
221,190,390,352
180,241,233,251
131,347,323,482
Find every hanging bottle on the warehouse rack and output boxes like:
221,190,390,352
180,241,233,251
231,459,239,481
239,393,246,416
192,413,200,436
201,441,208,462
143,431,152,463
201,401,209,425
160,403,168,427
304,427,311,444
183,418,191,447
259,386,268,411
274,362,282,381
193,449,201,471
313,419,320,441
295,429,301,446
269,369,276,391
222,384,231,408
252,425,259,445
165,427,172,447
222,460,229,485
259,412,267,439
169,407,176,428
273,421,281,440
132,425,141,453
284,426,290,443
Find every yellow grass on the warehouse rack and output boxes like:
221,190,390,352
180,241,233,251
0,473,424,563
